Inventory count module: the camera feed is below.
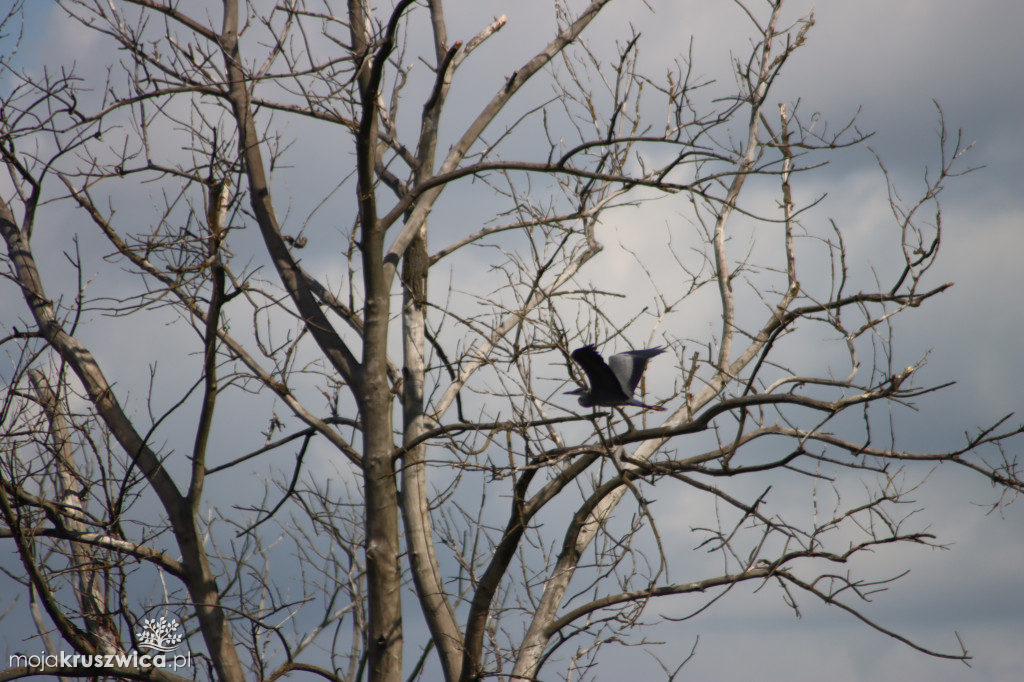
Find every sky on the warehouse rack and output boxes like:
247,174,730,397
2,1,1023,681
609,2,1024,680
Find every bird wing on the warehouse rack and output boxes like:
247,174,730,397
608,348,665,395
571,345,628,401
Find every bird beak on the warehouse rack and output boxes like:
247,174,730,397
564,388,584,396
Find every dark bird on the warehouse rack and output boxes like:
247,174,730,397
565,344,665,411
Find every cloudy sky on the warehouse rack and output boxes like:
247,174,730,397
2,1,1022,681
422,4,1024,677
614,2,1024,680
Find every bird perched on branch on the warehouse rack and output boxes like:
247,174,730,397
565,344,665,411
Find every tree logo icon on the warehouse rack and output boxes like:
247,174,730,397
136,616,184,652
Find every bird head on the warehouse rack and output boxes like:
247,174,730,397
563,387,594,407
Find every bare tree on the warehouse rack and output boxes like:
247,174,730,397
1,1,1020,681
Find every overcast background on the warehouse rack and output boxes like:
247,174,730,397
609,2,1024,681
2,1,1023,681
